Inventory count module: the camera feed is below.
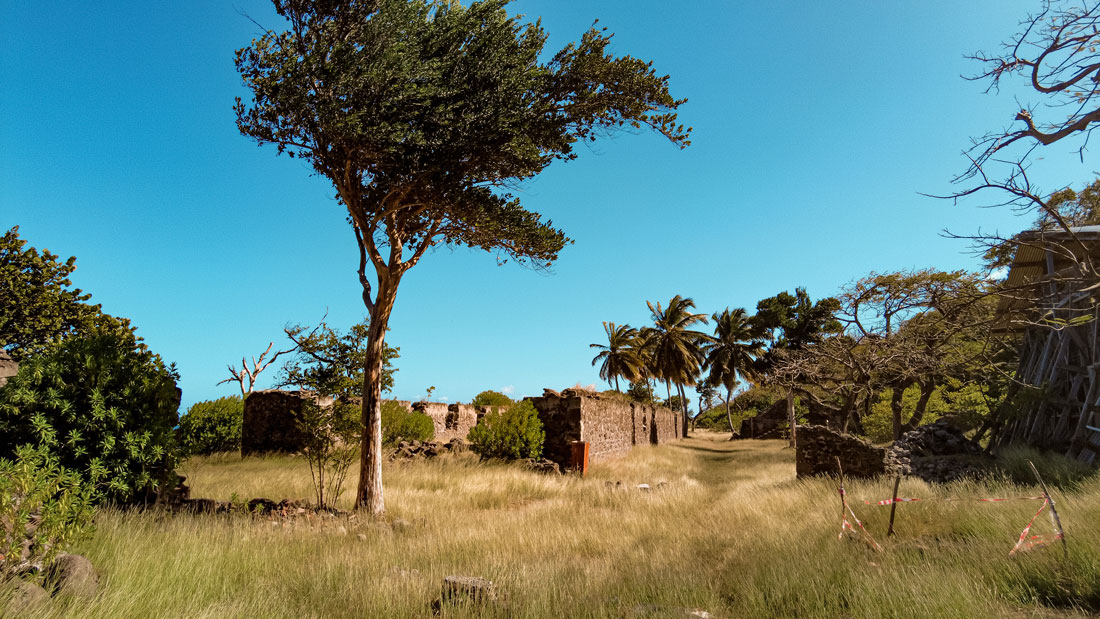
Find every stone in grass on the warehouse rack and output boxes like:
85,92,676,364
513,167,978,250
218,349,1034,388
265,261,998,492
2,579,50,615
44,553,99,599
432,575,497,611
631,604,713,618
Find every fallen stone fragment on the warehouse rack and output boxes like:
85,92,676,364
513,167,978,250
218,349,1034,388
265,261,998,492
44,553,98,599
436,575,497,608
2,579,49,615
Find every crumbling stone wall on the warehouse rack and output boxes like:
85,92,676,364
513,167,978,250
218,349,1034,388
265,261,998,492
241,390,312,456
795,424,887,478
0,351,17,388
410,402,478,443
528,389,681,469
243,391,419,455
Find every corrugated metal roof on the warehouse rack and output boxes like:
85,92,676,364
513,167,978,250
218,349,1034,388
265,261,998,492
996,226,1100,329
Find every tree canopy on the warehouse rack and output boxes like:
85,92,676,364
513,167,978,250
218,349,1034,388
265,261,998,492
0,227,124,362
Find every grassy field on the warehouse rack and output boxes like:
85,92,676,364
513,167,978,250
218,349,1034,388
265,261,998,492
14,433,1100,618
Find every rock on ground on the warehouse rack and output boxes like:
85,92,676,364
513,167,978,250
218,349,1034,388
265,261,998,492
44,553,98,599
2,579,49,615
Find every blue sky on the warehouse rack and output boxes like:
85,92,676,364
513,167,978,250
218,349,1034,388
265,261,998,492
3,1,1095,410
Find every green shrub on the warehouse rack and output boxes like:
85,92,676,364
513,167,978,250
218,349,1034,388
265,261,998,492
178,396,243,456
298,400,361,509
0,444,96,581
380,400,434,445
0,329,181,504
468,400,545,460
471,390,513,411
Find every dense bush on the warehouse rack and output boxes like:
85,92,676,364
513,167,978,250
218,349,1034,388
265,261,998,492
471,390,512,411
468,400,545,460
0,329,181,504
177,396,244,456
380,400,433,445
0,445,96,581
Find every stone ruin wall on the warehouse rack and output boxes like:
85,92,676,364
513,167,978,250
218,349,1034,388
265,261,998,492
0,351,17,388
242,391,481,455
241,388,683,464
412,401,479,444
241,390,314,456
528,389,681,468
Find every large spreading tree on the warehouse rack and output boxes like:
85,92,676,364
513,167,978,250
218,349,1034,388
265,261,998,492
235,0,690,515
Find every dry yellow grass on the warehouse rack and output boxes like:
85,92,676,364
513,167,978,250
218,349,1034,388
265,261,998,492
14,433,1100,618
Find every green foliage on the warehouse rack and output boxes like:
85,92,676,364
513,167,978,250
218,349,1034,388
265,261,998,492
177,396,244,456
380,401,434,446
626,380,656,404
298,400,361,509
471,390,513,411
0,329,181,504
468,400,545,460
590,322,643,392
280,319,398,399
0,226,133,362
235,0,689,270
0,445,96,581
754,287,842,372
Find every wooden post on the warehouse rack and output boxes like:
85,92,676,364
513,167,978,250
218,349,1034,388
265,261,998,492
835,456,846,522
886,476,901,537
1028,461,1068,559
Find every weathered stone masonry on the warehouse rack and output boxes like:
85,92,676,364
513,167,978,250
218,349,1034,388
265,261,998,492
242,391,480,455
528,389,680,469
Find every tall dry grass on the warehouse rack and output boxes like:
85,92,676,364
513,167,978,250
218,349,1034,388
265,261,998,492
13,434,1100,618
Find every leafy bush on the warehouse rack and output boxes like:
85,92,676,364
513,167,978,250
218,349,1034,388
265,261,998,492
380,400,433,445
468,400,545,460
0,329,181,504
471,390,512,411
298,400,361,509
0,445,96,581
177,396,243,456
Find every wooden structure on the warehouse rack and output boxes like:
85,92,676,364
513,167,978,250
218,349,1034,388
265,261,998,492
995,226,1100,464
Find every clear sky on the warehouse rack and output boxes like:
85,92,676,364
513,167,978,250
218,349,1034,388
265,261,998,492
3,1,1095,411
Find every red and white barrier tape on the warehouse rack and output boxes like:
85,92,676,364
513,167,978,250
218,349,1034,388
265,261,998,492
864,496,1045,505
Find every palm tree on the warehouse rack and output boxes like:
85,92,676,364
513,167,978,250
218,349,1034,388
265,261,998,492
646,295,713,437
704,307,765,439
589,322,641,392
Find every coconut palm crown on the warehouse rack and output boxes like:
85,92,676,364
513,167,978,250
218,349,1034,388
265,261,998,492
589,322,642,392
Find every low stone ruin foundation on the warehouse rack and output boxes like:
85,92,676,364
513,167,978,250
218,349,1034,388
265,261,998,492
795,425,888,478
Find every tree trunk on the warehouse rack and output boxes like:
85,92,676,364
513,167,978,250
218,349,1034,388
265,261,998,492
889,384,905,441
786,389,796,448
614,376,620,393
725,389,735,439
677,383,689,437
354,278,399,517
903,378,935,433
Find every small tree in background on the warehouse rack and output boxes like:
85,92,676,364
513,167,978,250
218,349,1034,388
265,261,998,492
177,396,244,456
468,401,545,460
627,380,657,404
298,400,360,510
471,390,513,412
277,318,397,509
